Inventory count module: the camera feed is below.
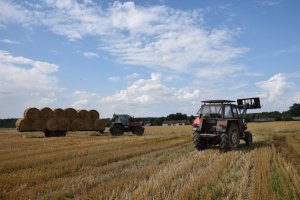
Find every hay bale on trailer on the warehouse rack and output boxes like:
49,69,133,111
16,118,32,132
78,109,90,119
83,119,94,131
46,118,58,132
54,108,65,118
64,108,78,121
57,117,70,131
24,107,40,121
71,119,84,131
89,109,100,120
32,119,45,131
40,107,53,119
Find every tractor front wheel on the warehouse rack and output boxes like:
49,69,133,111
110,124,124,136
245,132,253,148
193,132,206,150
220,133,230,152
132,126,144,136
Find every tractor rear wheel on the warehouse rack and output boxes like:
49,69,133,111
227,123,240,150
245,132,253,148
110,124,124,136
220,133,230,152
193,132,206,150
132,126,144,136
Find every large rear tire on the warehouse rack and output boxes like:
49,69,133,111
132,126,144,136
109,124,124,136
193,132,206,150
227,123,240,150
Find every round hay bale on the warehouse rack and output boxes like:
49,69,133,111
83,119,94,131
94,119,106,131
64,108,78,121
24,107,40,121
71,119,84,131
16,118,32,132
32,119,45,131
46,118,58,131
78,109,90,119
89,109,99,120
57,117,70,131
40,107,53,119
54,108,65,118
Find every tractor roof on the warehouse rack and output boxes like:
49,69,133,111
201,100,235,104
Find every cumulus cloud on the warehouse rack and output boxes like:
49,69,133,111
0,50,60,117
101,72,200,116
256,73,294,102
0,0,247,72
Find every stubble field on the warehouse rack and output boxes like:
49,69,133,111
0,122,299,200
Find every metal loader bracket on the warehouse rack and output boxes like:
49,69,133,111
237,97,261,109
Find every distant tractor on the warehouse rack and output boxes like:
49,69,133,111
109,114,144,136
192,97,261,152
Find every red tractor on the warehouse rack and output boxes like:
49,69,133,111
109,114,144,136
192,97,261,152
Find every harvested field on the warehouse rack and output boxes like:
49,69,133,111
0,122,299,200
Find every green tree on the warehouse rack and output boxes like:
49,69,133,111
288,103,300,116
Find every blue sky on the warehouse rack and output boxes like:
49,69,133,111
0,0,299,118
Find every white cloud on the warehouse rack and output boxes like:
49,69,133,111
0,50,60,117
0,0,30,24
256,73,294,102
83,51,99,58
292,94,300,104
0,0,247,72
71,90,96,108
0,39,20,45
101,72,201,116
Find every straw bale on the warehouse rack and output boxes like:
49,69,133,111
94,119,106,131
16,118,32,132
24,107,40,121
83,119,94,131
40,107,53,119
71,119,84,131
54,108,65,118
57,117,70,131
78,109,90,119
64,108,78,121
89,109,99,120
46,118,58,132
32,119,45,131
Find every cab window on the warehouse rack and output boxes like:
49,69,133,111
224,105,233,118
232,106,239,118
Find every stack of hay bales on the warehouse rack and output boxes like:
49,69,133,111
16,107,106,132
